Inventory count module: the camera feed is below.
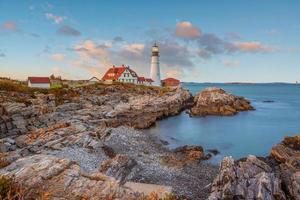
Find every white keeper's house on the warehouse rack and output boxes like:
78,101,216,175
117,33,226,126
102,65,154,85
28,77,51,88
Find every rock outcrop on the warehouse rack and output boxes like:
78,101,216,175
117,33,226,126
209,134,300,200
0,84,192,139
208,155,286,200
0,155,130,199
160,145,205,168
190,87,254,116
270,135,300,199
0,84,217,200
100,154,137,184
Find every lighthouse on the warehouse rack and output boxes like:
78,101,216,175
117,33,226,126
150,43,161,86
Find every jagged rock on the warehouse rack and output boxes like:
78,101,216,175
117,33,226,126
0,155,130,199
208,155,286,200
160,145,205,168
100,154,137,184
270,135,300,199
190,87,254,116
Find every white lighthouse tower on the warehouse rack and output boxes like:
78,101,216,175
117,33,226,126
150,43,161,86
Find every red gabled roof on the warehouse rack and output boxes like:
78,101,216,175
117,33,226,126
28,77,50,84
102,65,138,81
102,66,126,81
138,77,145,82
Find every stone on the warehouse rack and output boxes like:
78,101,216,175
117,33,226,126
160,145,205,168
0,155,130,199
270,135,300,199
190,87,254,116
100,154,137,184
208,155,286,200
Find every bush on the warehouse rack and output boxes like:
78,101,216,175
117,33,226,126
0,175,24,200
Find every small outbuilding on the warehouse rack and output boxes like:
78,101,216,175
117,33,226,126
28,77,51,89
161,78,180,87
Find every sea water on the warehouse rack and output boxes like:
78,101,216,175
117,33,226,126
145,83,300,164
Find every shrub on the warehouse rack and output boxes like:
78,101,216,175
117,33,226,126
0,175,24,200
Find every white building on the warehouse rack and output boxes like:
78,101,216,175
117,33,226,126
102,65,138,84
28,77,51,89
150,43,161,86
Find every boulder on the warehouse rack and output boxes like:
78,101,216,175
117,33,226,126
100,154,137,184
0,155,130,199
270,135,300,199
160,145,205,168
208,155,286,200
209,134,300,200
190,87,254,116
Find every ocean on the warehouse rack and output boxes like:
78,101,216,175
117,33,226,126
144,83,300,164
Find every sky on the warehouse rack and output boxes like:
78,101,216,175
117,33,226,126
0,0,300,83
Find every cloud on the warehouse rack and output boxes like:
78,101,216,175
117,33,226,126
57,25,81,36
122,43,145,54
175,21,201,39
173,22,278,59
165,68,184,78
45,13,66,24
71,40,112,77
233,42,278,53
66,39,194,79
52,54,65,61
0,53,6,57
197,49,211,59
159,40,194,67
222,59,240,67
1,21,19,32
113,36,124,43
225,32,241,41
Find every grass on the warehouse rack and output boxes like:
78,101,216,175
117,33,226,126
0,175,24,200
50,83,63,89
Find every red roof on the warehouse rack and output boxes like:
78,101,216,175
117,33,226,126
102,66,138,81
28,77,50,84
138,77,145,82
161,78,180,86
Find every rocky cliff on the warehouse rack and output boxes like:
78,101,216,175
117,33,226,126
190,87,254,116
0,84,193,139
208,134,300,200
0,84,218,200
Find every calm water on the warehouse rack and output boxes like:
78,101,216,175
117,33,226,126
145,83,300,164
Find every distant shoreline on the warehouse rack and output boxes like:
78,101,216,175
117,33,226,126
183,82,299,85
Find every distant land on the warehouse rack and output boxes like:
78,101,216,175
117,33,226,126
183,82,299,85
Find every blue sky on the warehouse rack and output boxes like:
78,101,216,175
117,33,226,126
0,0,300,82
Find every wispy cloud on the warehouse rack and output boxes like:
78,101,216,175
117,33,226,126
233,41,278,53
113,36,124,43
0,53,6,57
175,21,201,40
222,59,240,67
173,21,278,59
1,21,19,32
56,25,81,36
51,54,65,61
45,13,66,24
